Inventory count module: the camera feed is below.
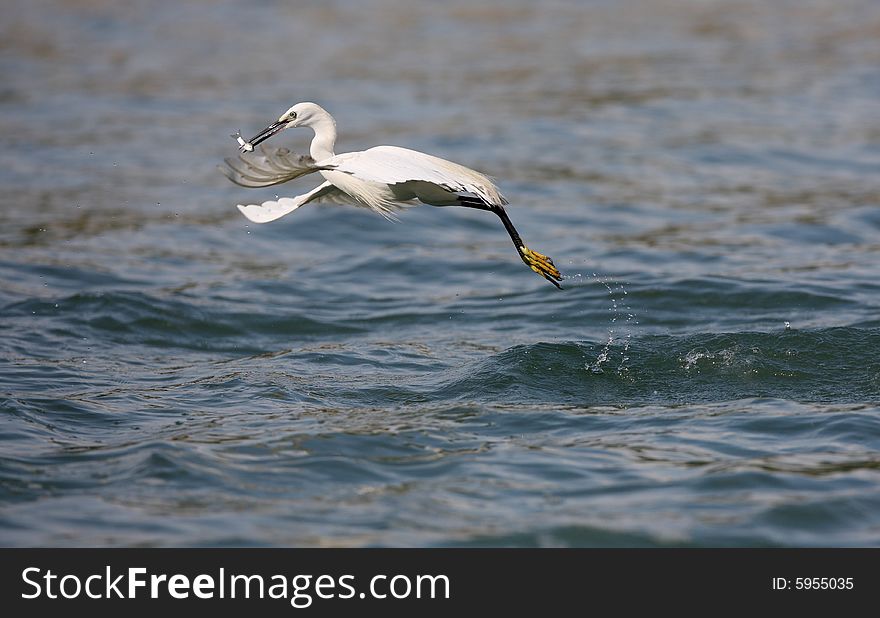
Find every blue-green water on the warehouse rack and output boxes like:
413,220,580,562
2,0,879,546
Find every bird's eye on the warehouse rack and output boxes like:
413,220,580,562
288,112,297,120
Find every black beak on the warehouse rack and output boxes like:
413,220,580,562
247,120,288,148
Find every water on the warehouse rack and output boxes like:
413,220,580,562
1,0,879,547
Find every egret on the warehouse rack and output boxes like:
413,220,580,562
220,102,563,287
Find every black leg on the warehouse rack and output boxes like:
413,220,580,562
457,197,563,288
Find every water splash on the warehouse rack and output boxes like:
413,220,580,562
681,348,737,371
585,273,638,375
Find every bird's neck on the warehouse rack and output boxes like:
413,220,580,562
308,115,337,162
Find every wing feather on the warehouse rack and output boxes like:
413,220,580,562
219,145,327,188
236,181,360,223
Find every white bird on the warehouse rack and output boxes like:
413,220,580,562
220,102,562,287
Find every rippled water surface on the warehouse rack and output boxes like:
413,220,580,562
2,0,880,546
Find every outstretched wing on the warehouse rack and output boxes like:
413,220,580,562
220,145,328,188
236,181,360,223
326,146,508,207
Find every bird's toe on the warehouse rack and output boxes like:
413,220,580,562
520,246,563,288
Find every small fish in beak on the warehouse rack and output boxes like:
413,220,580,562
231,130,254,153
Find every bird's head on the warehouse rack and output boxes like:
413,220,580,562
244,102,331,148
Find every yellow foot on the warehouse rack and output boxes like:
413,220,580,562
520,246,563,288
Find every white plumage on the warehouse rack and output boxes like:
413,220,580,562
220,102,562,287
328,146,507,208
